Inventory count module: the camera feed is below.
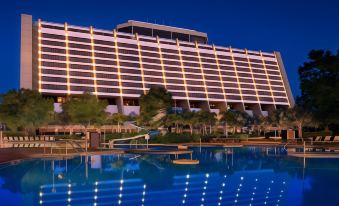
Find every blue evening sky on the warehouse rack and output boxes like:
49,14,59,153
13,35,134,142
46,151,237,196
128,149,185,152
0,0,338,97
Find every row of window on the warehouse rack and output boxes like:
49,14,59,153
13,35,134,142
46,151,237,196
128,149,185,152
41,24,276,58
41,50,280,75
40,37,278,65
40,75,285,95
41,66,282,87
41,84,287,103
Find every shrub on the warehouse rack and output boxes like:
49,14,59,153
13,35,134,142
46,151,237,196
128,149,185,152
227,133,249,139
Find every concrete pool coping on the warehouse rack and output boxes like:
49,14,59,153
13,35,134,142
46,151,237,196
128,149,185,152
1,142,339,164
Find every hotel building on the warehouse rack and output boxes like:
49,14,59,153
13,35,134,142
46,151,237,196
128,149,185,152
20,14,294,116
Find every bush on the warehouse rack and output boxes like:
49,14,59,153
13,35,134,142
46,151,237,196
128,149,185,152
227,133,249,139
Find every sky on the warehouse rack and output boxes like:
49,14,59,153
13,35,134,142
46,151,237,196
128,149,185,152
0,0,338,97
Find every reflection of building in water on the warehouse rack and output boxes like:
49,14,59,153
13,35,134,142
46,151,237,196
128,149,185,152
91,155,102,169
39,170,288,206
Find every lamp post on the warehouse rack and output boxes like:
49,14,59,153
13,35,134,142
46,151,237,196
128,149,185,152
0,131,3,147
145,134,150,149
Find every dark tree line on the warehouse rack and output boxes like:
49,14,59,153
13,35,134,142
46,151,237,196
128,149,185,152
297,50,339,130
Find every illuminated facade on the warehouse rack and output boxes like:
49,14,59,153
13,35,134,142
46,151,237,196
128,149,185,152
20,14,294,116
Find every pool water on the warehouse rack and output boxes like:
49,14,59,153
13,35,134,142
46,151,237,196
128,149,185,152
0,146,339,206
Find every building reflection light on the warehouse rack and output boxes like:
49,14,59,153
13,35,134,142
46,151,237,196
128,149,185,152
234,175,244,204
217,174,227,205
141,184,147,206
118,179,124,205
200,173,210,206
182,173,190,204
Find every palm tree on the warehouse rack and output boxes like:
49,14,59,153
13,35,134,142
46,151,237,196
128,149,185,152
182,111,199,135
108,113,128,133
195,110,216,135
268,109,285,137
259,116,272,137
206,111,217,134
249,114,261,136
163,113,183,133
220,110,239,135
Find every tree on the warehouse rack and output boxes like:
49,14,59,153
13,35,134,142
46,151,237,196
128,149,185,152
220,110,235,136
61,92,108,129
250,115,264,136
107,113,128,133
182,111,199,135
138,87,173,127
163,113,183,133
220,110,248,135
282,106,313,138
0,89,54,135
298,50,339,127
196,110,216,135
257,116,272,137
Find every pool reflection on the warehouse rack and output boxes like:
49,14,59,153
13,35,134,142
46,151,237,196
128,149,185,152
0,146,339,206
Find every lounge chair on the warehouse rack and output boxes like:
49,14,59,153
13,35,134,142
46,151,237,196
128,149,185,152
333,136,339,142
3,137,8,142
314,136,322,142
35,136,39,141
50,137,55,141
24,136,29,141
8,137,13,141
29,136,34,141
29,144,34,147
24,144,29,148
14,137,19,141
324,136,332,142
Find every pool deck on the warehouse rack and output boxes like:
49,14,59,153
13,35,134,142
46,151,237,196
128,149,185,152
288,152,339,158
1,141,339,164
0,147,125,164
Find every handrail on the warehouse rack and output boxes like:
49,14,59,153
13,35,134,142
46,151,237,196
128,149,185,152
283,143,288,151
48,139,86,155
68,140,86,153
109,134,146,148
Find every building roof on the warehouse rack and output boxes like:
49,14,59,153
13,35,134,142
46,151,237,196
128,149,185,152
116,20,208,38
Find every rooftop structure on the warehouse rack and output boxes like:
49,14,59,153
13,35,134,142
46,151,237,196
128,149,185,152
116,20,208,44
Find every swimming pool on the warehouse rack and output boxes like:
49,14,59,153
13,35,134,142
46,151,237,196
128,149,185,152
0,146,338,206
